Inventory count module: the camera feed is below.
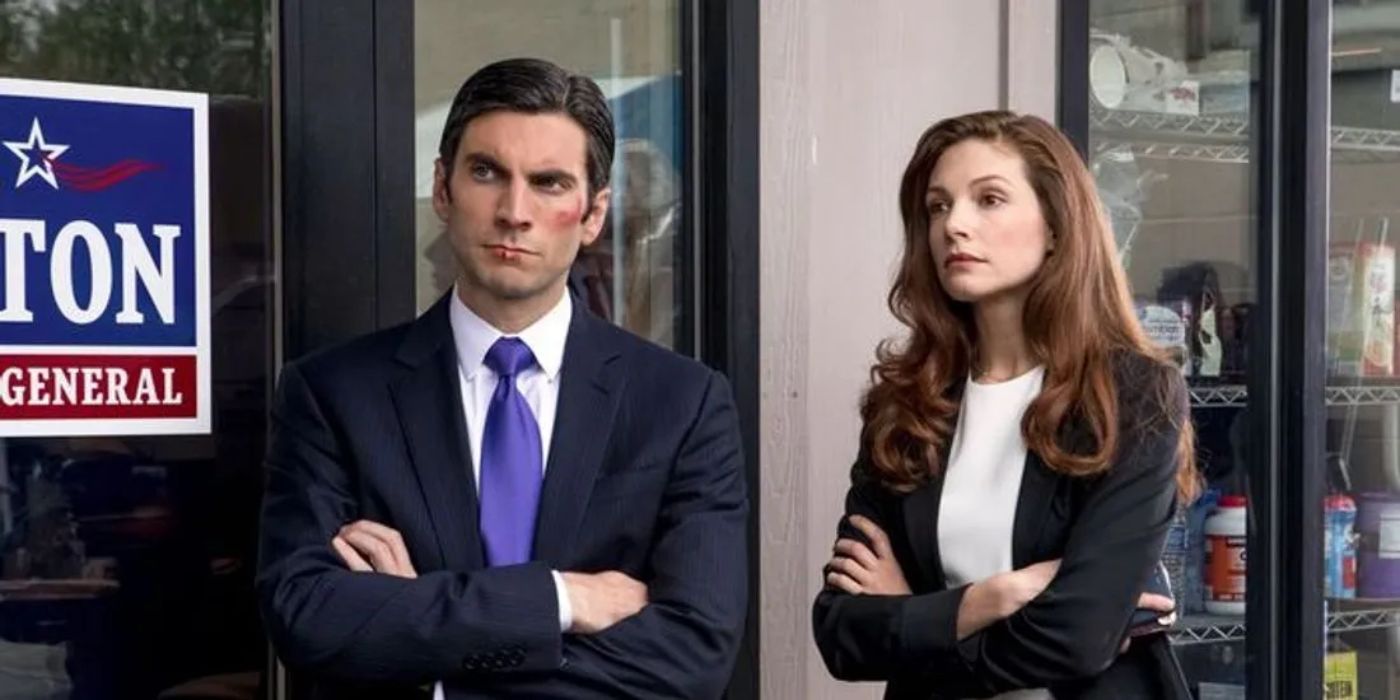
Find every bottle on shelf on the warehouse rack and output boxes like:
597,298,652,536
1324,636,1358,700
1204,495,1247,616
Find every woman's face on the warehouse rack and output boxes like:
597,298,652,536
925,138,1053,306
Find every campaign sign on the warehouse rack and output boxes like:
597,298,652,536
0,79,209,436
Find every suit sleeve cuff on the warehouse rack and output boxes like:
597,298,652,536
551,570,572,632
899,583,971,659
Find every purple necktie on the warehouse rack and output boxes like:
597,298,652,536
478,337,543,566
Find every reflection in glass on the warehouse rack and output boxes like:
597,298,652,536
413,0,686,350
0,1,273,697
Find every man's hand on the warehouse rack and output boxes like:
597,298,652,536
560,571,648,634
824,515,912,596
331,520,418,579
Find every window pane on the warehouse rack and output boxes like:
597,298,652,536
0,1,274,696
1325,2,1400,697
1087,1,1259,695
413,0,687,350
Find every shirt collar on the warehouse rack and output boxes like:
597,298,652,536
448,286,571,382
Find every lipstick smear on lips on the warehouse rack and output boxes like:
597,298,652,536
489,245,527,262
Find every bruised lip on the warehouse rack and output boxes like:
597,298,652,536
484,244,536,258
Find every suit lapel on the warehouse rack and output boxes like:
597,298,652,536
1011,451,1057,569
531,305,624,565
903,477,947,590
903,424,956,590
389,295,483,572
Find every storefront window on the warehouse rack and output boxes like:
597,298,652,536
1087,0,1259,694
0,1,274,697
413,0,687,350
1324,1,1400,696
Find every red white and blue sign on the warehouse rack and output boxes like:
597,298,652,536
0,79,210,436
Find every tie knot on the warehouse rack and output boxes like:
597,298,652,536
484,337,537,378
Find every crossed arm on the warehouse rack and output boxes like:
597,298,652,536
257,362,749,698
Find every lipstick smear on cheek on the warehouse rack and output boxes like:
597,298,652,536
552,201,584,229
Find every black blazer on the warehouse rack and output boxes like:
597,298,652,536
812,354,1191,699
256,293,748,699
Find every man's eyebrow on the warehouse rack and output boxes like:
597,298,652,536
527,168,578,183
463,152,507,172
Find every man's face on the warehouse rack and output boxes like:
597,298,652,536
433,111,609,306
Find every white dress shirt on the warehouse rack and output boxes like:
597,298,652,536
434,287,573,700
938,366,1051,700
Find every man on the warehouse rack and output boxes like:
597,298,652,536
256,58,748,699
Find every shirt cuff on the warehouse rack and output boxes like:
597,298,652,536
551,570,573,632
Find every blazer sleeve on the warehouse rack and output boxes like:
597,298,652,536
949,370,1187,692
256,361,563,682
814,369,1188,697
811,457,975,683
550,371,750,700
462,370,749,699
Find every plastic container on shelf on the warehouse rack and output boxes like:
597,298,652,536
1325,636,1358,700
1325,493,1358,599
1162,507,1189,601
1184,488,1222,613
1356,492,1400,598
1204,495,1248,615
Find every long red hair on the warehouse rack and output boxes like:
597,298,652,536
862,110,1198,501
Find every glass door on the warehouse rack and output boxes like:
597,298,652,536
1085,1,1261,696
1323,2,1400,698
0,1,276,697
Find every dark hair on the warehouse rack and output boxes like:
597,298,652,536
437,57,615,201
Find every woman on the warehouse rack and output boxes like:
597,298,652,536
811,111,1198,699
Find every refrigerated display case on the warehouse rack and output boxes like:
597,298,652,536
1066,1,1400,698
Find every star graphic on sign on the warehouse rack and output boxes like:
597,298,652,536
3,118,69,189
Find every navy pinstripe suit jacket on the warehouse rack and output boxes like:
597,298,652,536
256,293,748,699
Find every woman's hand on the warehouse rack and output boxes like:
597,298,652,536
1120,593,1177,653
824,515,912,595
957,559,1061,640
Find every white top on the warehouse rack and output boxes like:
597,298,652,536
435,287,573,700
937,366,1051,700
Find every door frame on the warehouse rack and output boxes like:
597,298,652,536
275,0,760,696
